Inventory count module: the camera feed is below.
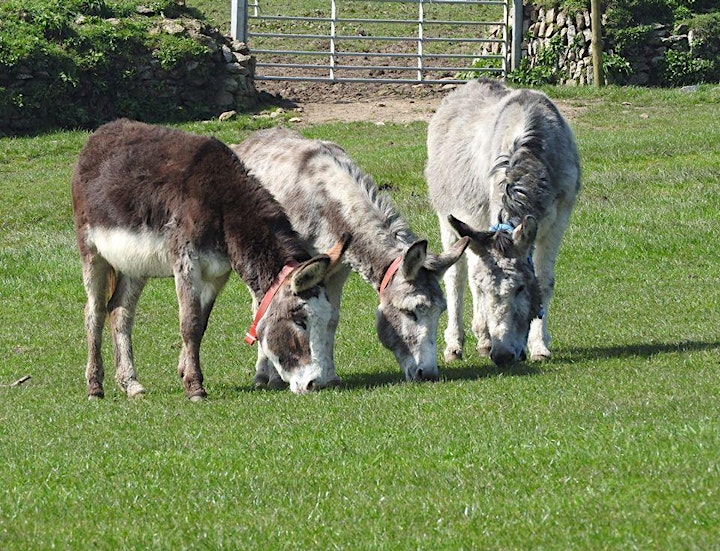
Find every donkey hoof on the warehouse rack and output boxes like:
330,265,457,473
88,393,104,401
476,346,491,358
530,350,552,362
187,389,207,402
253,373,270,388
444,348,463,362
326,377,342,388
266,378,288,390
126,381,146,399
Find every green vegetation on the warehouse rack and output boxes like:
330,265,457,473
505,0,720,86
2,85,720,548
604,0,720,85
0,0,222,132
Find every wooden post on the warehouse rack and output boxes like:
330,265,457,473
590,0,603,86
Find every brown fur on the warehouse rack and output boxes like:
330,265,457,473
72,119,341,399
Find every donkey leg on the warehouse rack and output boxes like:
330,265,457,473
528,202,575,361
108,274,147,398
467,252,492,358
82,255,111,399
323,268,349,387
439,216,467,362
254,349,287,390
174,255,208,401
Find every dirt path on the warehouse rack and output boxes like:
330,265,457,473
255,81,451,125
294,97,442,125
254,81,584,125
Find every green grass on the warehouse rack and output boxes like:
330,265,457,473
2,85,720,549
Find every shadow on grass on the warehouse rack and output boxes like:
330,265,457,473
216,340,720,396
337,359,543,391
558,339,720,361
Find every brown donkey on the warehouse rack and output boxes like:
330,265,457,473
72,119,348,399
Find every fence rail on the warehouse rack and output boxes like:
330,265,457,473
231,0,521,84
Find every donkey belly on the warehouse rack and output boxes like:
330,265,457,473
86,227,232,280
87,227,175,277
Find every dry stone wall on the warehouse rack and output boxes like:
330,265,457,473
517,3,693,85
475,2,698,85
1,16,257,133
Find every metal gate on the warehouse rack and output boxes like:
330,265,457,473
231,0,521,84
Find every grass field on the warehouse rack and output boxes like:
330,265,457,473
1,84,720,549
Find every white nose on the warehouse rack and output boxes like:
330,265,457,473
290,376,325,394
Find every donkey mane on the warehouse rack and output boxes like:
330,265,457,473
328,144,416,247
492,100,560,229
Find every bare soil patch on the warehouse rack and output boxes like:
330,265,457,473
255,80,451,125
254,80,585,125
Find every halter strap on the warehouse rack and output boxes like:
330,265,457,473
244,262,299,345
379,255,403,298
489,222,516,234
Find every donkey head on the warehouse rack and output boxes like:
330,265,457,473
376,237,469,381
255,235,350,394
448,215,542,367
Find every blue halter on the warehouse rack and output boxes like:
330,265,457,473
489,222,516,234
489,222,544,319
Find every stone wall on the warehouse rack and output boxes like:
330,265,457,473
1,16,257,133
518,3,693,85
476,2,698,85
153,18,257,109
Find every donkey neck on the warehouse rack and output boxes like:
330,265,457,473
345,234,411,292
223,213,309,301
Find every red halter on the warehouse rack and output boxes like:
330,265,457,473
379,256,403,298
244,262,299,345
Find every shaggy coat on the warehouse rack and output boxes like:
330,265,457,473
72,119,345,398
426,79,580,365
233,128,468,383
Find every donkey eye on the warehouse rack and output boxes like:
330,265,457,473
515,285,526,296
404,310,418,322
294,317,307,330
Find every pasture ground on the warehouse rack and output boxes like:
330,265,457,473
1,84,720,549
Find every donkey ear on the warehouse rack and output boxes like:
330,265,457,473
326,232,352,269
290,256,331,293
511,215,538,255
426,236,470,278
447,215,492,256
402,240,428,281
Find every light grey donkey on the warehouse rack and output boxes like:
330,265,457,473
425,79,580,367
233,128,469,387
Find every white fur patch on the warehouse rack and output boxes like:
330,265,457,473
86,226,230,279
88,227,173,277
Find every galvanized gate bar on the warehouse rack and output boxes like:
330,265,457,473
233,0,515,83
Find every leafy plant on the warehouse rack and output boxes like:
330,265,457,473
508,34,565,86
602,51,633,83
663,49,717,85
454,57,503,81
153,32,208,69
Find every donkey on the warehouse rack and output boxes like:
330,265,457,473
233,128,469,385
71,119,349,399
425,79,580,366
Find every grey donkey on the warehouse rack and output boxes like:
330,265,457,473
233,128,469,386
426,79,580,366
